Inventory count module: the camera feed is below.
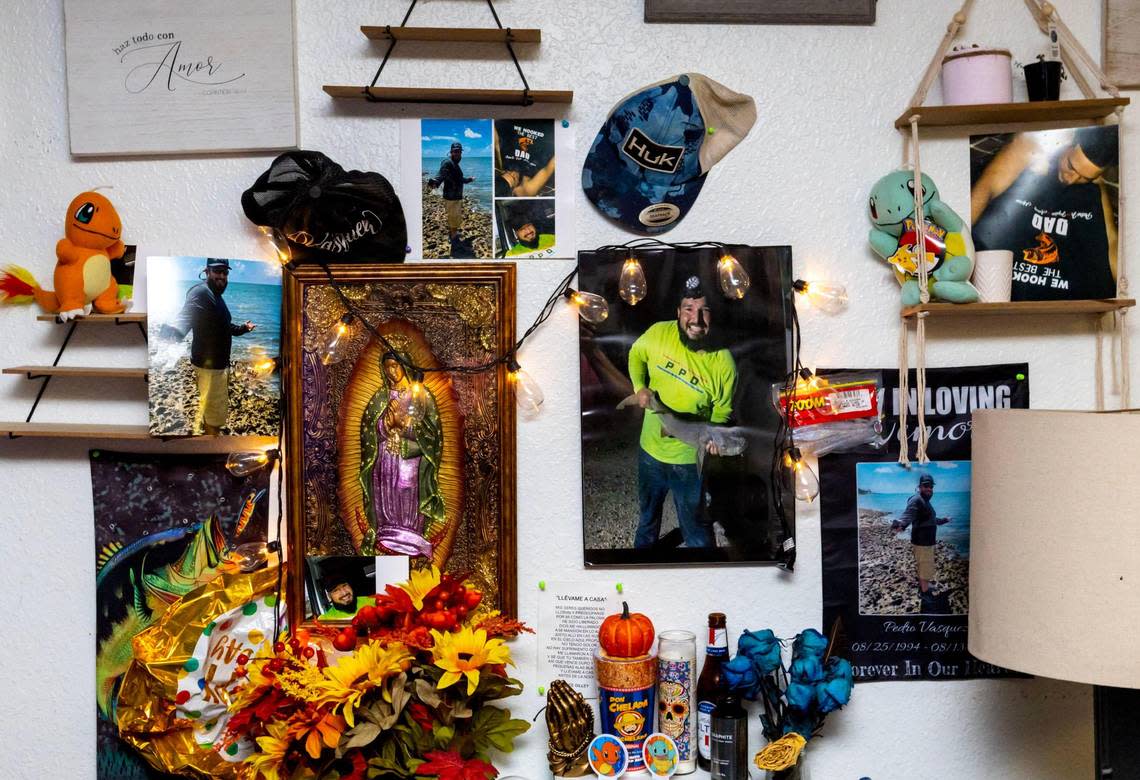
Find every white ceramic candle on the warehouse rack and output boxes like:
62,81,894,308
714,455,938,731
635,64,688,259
972,249,1015,302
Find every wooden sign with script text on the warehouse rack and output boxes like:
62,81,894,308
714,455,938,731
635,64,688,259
64,0,298,155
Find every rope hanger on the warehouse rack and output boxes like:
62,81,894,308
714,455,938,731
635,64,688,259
365,0,535,106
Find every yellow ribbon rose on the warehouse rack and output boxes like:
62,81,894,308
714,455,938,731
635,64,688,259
754,732,807,772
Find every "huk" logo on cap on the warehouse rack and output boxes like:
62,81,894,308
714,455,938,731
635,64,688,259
622,128,684,174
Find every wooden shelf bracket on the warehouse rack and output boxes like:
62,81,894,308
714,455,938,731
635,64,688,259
326,0,571,107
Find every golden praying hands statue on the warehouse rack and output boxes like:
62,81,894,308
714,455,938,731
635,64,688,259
545,679,595,777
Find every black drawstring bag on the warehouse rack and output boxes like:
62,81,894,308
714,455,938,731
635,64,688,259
241,150,408,263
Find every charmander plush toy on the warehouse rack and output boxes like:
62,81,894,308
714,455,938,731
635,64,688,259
0,191,129,321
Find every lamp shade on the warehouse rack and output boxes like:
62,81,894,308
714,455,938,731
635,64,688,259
969,409,1140,688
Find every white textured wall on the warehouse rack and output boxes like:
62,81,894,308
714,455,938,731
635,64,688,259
1,1,1132,777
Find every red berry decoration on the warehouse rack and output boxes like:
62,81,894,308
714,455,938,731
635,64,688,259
302,646,316,659
332,631,356,652
234,666,247,678
356,605,379,626
236,653,250,666
273,642,286,654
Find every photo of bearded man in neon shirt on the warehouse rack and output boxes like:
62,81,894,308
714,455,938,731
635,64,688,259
579,245,793,567
628,276,738,548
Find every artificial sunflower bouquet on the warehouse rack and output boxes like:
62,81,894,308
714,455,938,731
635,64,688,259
224,566,532,780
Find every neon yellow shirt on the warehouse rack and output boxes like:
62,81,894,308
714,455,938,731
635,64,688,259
505,234,555,257
628,320,736,465
317,596,372,622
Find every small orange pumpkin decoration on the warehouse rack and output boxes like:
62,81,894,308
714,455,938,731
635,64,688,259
598,601,655,658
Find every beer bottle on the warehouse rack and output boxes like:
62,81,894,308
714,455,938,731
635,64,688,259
695,612,728,771
710,694,748,780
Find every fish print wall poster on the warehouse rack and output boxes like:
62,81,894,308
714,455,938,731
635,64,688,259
91,450,269,780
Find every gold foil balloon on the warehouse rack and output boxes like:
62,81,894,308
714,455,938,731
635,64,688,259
115,563,283,778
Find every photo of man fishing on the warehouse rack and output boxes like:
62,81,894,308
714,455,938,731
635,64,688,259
578,246,794,566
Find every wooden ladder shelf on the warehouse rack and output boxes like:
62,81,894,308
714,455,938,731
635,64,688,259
891,0,1134,465
324,1,571,107
0,314,271,444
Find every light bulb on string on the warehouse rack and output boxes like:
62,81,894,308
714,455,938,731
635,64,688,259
399,371,429,426
225,449,275,477
717,254,751,299
796,367,827,393
793,279,848,314
507,357,544,415
251,355,277,377
619,255,647,305
319,314,354,365
259,226,292,266
565,288,609,324
784,447,820,502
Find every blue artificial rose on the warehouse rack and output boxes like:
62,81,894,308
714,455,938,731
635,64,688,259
815,658,854,713
793,628,829,660
815,680,846,713
738,629,783,674
788,629,829,683
723,653,762,700
825,657,854,687
784,681,816,711
789,654,825,684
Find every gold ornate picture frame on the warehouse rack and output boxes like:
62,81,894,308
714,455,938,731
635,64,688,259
284,264,517,628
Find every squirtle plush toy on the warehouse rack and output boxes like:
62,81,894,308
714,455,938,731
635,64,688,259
0,190,129,321
868,170,978,306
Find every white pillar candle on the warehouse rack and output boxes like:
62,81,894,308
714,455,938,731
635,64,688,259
657,630,698,774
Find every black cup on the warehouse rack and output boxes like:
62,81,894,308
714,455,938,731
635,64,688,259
1024,60,1063,101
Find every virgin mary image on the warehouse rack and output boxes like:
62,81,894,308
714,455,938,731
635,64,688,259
360,352,444,557
337,323,465,566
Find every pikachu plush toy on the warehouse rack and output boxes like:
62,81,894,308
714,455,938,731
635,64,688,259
1,191,130,320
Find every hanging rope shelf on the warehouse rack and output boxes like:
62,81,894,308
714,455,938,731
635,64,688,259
894,0,1133,465
322,0,573,106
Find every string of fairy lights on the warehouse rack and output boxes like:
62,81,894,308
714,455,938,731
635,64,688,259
235,235,848,582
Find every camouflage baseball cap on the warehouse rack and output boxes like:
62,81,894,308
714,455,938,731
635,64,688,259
582,73,756,234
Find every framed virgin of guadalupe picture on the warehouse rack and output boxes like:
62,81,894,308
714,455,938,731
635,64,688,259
284,264,517,627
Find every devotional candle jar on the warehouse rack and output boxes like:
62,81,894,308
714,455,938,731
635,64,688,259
657,630,698,774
